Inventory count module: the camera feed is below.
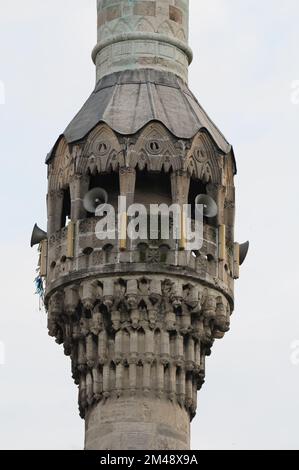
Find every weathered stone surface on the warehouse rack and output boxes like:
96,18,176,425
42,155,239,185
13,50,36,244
85,397,190,450
134,1,157,17
42,0,240,452
169,5,183,24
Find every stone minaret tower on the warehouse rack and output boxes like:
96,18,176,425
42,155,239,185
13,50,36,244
39,0,247,450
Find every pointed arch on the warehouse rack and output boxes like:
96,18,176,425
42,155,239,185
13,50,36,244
48,136,74,190
176,28,186,41
99,24,113,41
134,17,155,33
157,20,175,37
79,124,122,174
112,18,132,35
134,123,180,173
186,131,222,184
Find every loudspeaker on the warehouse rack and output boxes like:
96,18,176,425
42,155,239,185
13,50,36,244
195,194,218,218
83,188,108,214
239,241,249,265
30,224,47,247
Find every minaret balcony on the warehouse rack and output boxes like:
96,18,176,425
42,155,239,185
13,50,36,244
46,216,234,302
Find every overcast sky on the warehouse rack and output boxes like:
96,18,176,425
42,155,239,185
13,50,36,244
0,0,298,450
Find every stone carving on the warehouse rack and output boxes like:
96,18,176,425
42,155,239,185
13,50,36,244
176,28,186,41
97,3,187,41
49,123,222,188
46,275,231,418
133,123,181,172
78,124,123,174
42,0,240,452
48,124,224,194
112,18,131,35
98,23,113,41
157,20,175,37
135,18,155,33
185,131,222,183
48,137,75,190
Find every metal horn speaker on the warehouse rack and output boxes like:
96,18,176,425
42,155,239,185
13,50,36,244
239,241,249,265
83,187,108,214
195,194,218,218
30,224,47,247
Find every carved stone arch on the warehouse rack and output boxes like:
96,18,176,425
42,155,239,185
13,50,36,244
79,124,122,175
84,154,97,176
48,136,74,190
157,20,175,37
134,17,155,33
135,123,170,153
106,149,123,173
186,132,222,184
134,123,180,173
138,325,146,334
112,18,132,35
153,326,162,334
98,23,113,41
201,162,213,183
176,28,186,41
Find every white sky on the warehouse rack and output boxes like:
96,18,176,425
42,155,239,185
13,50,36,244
0,0,298,450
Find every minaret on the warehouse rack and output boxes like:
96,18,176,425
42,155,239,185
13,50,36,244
33,0,248,450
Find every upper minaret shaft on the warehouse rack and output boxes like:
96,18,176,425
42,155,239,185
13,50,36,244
92,0,192,83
